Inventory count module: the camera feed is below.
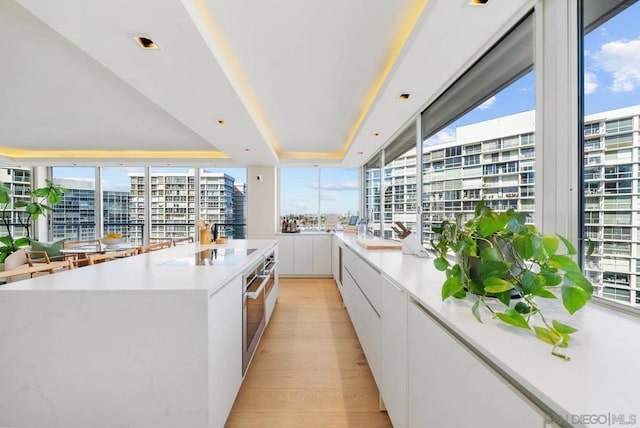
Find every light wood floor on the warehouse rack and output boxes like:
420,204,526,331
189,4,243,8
226,278,392,428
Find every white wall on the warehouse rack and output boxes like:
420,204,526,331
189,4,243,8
247,166,277,239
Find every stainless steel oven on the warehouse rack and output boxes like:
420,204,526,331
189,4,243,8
242,260,268,375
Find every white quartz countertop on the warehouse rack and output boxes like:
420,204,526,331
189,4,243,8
0,240,277,295
335,232,640,427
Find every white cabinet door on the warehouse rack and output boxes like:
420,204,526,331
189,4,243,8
343,247,381,313
380,275,408,428
343,268,381,386
407,300,547,428
277,235,294,275
208,276,243,428
293,235,313,275
312,235,332,275
332,236,341,284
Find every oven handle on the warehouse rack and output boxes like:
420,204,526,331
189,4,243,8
245,275,269,299
262,260,278,276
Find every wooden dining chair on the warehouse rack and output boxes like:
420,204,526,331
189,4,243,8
172,236,194,246
62,239,102,266
24,250,75,277
63,239,102,251
87,248,139,265
144,239,174,253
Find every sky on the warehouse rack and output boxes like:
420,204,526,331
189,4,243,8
426,1,640,146
51,3,639,217
279,168,359,216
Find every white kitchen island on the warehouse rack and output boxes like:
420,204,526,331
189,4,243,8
0,239,277,428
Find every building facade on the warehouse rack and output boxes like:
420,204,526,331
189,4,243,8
366,106,640,307
0,167,31,239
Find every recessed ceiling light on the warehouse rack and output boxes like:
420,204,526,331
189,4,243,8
372,132,380,137
134,35,159,50
244,148,251,152
217,119,227,125
398,93,412,100
357,151,364,155
468,0,489,5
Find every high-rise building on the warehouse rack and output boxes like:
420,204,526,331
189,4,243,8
0,167,31,238
128,170,246,240
422,110,536,241
51,178,98,241
233,183,247,239
581,105,640,306
368,105,640,306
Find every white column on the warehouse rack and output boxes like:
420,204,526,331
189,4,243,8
535,0,580,241
247,166,277,239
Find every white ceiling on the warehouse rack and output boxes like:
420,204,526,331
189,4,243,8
0,0,532,167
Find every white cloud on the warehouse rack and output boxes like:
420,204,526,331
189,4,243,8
424,128,456,147
584,71,599,94
320,192,341,201
309,181,358,191
592,37,640,93
477,96,497,110
320,182,358,191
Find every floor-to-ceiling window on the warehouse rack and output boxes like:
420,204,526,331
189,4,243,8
319,168,359,228
148,167,195,241
382,128,418,239
0,167,31,240
51,167,97,240
420,12,536,245
280,167,359,231
581,0,640,307
102,167,144,246
364,153,382,235
199,167,247,239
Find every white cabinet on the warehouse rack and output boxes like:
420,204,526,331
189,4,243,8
407,300,547,428
332,236,343,293
208,275,243,428
312,234,332,275
294,235,314,274
343,247,381,313
341,246,381,385
277,234,332,277
380,275,408,428
276,235,294,275
342,268,381,385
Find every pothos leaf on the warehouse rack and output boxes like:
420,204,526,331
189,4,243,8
495,308,530,330
442,276,464,300
556,234,577,255
434,257,449,271
472,299,482,323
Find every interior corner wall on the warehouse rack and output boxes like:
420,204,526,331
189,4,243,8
247,166,277,239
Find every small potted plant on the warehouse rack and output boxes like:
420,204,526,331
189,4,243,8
430,201,593,360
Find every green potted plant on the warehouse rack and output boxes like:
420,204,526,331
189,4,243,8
0,179,68,263
430,201,594,360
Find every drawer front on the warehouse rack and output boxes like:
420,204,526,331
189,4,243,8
343,247,381,313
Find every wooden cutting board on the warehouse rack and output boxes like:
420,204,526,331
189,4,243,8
356,238,403,250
